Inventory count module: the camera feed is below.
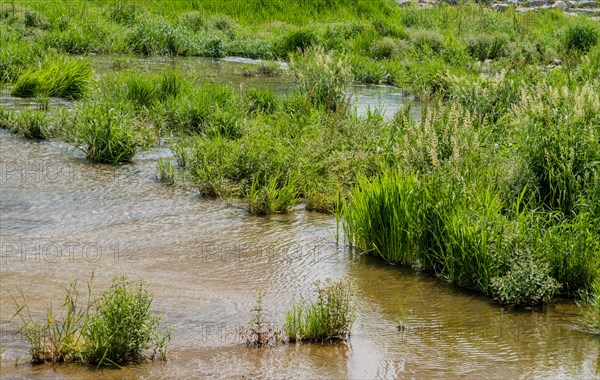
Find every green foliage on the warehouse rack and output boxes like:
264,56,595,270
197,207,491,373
248,174,298,215
81,277,169,366
369,37,397,60
578,280,600,334
76,102,137,164
514,83,600,216
244,88,278,115
274,28,318,57
284,279,354,342
464,33,509,61
290,47,352,112
12,110,50,140
11,58,92,100
491,254,561,306
564,23,599,53
124,75,157,107
12,279,91,364
343,171,425,266
156,158,175,185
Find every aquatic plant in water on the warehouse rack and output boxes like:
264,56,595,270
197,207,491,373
284,279,354,342
12,275,170,366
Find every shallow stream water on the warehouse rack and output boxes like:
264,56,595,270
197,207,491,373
0,56,598,379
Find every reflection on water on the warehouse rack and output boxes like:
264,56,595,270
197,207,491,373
1,125,598,379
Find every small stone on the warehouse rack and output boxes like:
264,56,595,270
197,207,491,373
553,58,563,65
568,0,577,7
553,0,568,10
492,3,510,10
396,0,413,5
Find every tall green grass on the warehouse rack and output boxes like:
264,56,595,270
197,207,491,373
290,47,352,112
75,102,137,164
11,58,92,100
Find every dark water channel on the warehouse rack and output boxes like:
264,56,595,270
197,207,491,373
0,56,598,379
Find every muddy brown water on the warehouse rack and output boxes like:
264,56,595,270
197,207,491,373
0,56,599,379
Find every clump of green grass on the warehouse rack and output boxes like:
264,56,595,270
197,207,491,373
274,28,318,57
248,174,298,215
11,279,91,364
124,75,157,107
243,61,281,77
343,171,425,266
12,275,170,366
81,276,170,366
156,157,175,185
284,279,354,343
107,1,139,25
464,33,509,61
0,108,14,129
76,103,137,164
11,58,92,100
11,110,50,140
564,23,599,53
514,83,599,216
244,88,278,115
158,69,183,100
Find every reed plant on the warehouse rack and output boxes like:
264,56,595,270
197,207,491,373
290,47,352,112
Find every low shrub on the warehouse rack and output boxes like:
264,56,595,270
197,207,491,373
81,277,169,366
491,253,561,306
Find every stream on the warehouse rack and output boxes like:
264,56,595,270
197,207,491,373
0,56,598,379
